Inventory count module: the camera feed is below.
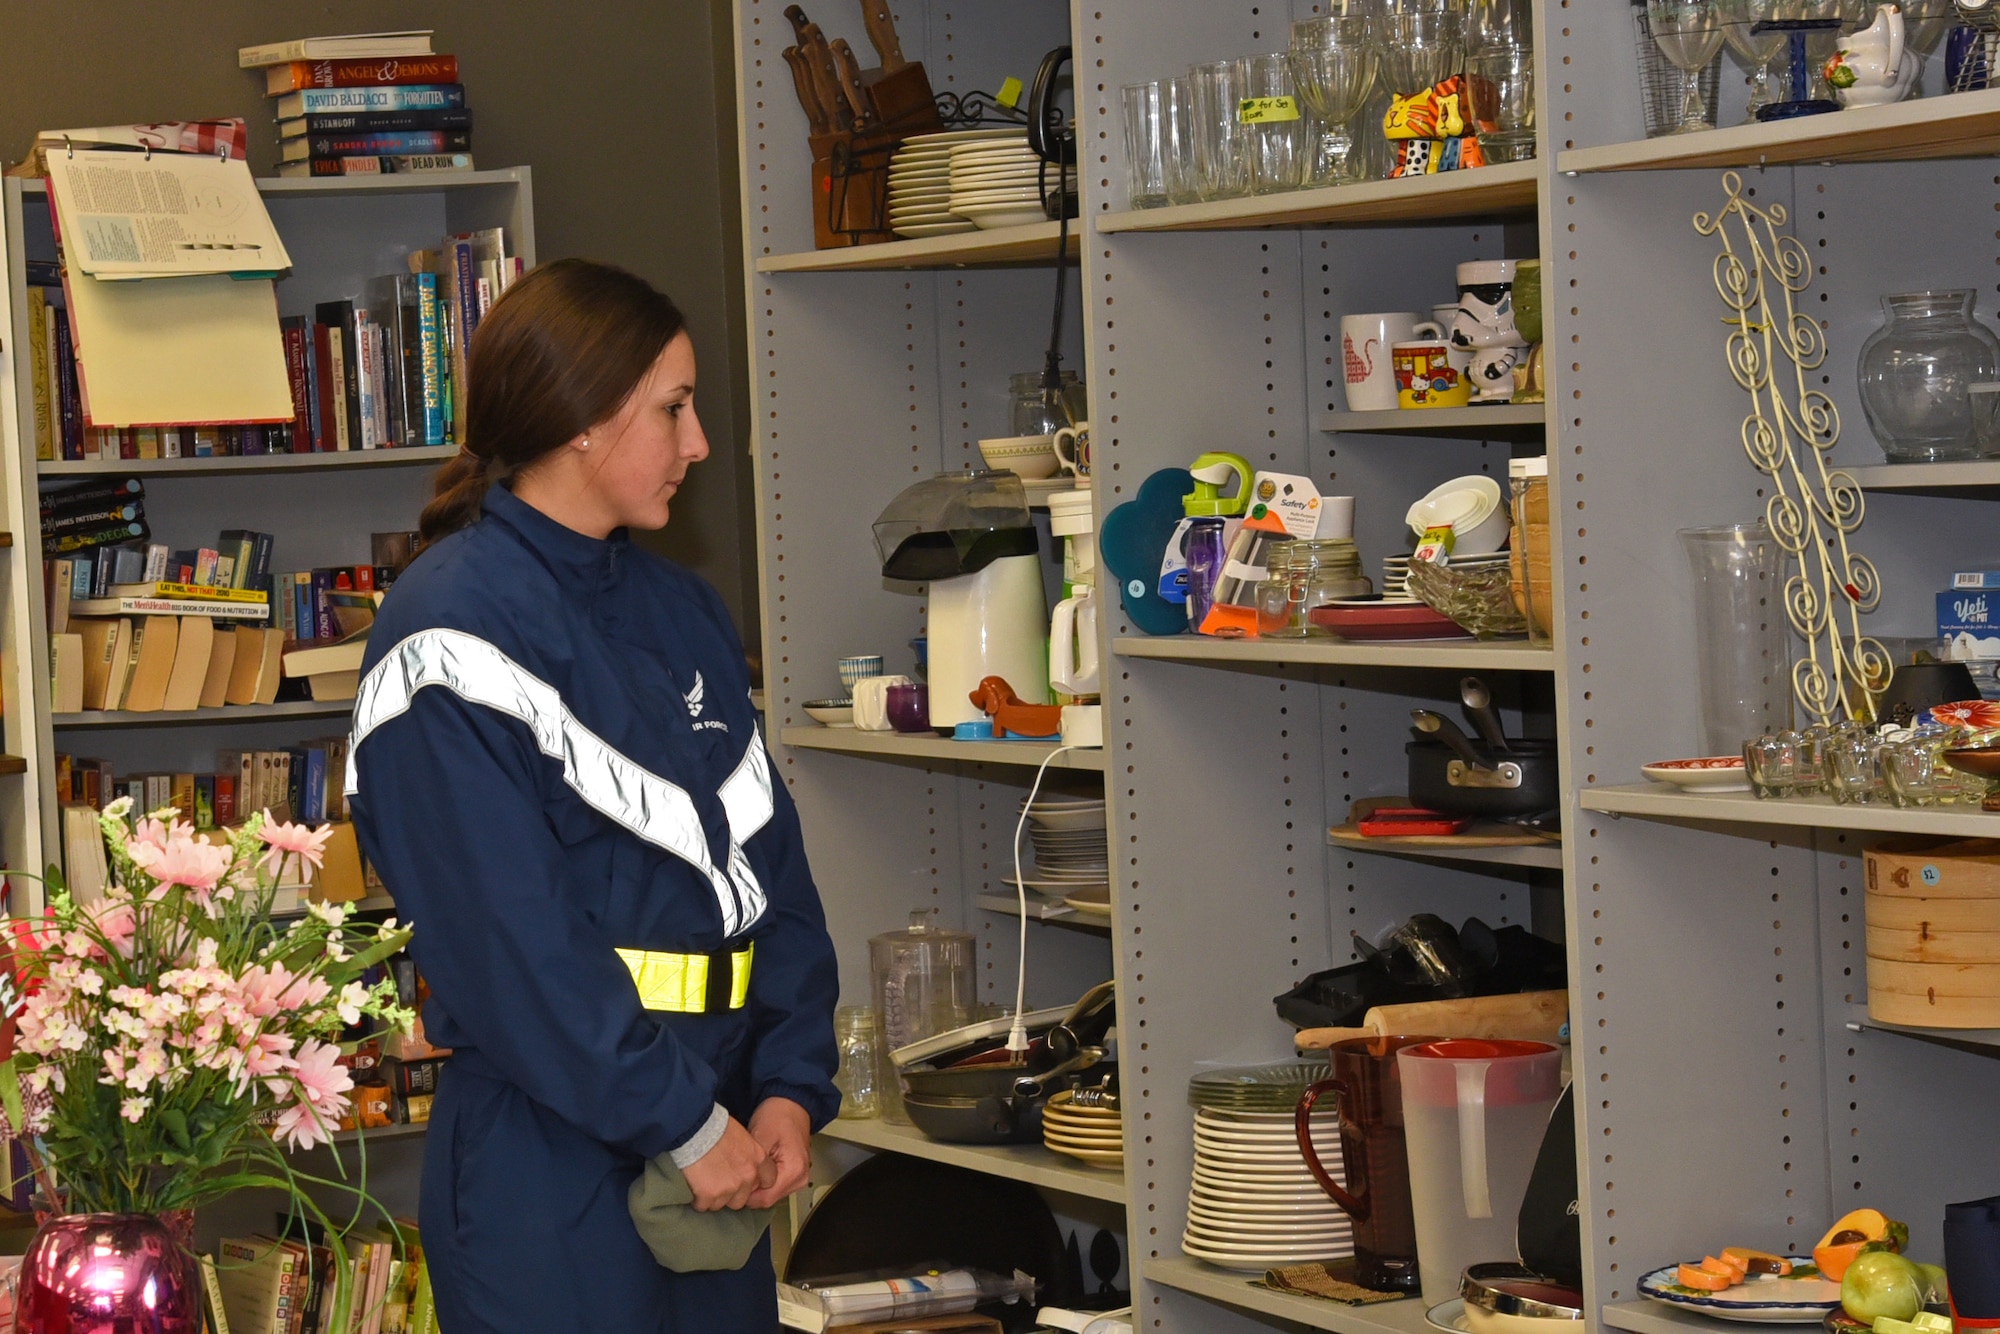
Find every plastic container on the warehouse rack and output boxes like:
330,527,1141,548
1397,1039,1565,1304
869,911,975,1124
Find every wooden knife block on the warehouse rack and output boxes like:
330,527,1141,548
810,128,896,249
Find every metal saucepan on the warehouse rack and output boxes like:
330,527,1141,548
899,1048,1108,1145
898,981,1115,1100
1408,710,1560,819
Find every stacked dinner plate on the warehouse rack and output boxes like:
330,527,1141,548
1183,1062,1354,1272
948,134,1075,231
1382,552,1509,601
1042,1086,1122,1169
1010,793,1110,919
887,128,1023,238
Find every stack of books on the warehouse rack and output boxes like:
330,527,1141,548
58,741,351,830
239,31,474,179
214,1218,438,1334
41,478,148,559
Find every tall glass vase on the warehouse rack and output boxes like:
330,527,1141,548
1680,523,1791,756
16,1213,202,1333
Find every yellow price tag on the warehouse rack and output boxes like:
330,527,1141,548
996,76,1024,110
1238,96,1301,124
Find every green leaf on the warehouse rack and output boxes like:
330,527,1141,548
159,1107,192,1153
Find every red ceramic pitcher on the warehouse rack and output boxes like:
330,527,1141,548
1295,1033,1437,1293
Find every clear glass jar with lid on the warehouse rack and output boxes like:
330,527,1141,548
1010,371,1089,437
1258,538,1372,637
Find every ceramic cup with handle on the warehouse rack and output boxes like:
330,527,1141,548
1053,421,1092,479
1341,312,1422,412
1394,323,1471,409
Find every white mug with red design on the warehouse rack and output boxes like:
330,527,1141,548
1340,312,1422,412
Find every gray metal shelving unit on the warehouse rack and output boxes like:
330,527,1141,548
732,0,2000,1326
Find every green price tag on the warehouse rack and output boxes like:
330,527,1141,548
996,76,1024,110
1238,96,1301,124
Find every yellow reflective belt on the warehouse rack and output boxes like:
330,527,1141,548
616,944,754,1013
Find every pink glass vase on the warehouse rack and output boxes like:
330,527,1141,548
16,1213,201,1334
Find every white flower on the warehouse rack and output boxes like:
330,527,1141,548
336,981,369,1027
120,1095,151,1123
307,900,350,928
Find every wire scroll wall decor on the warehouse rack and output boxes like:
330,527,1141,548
1695,170,1885,726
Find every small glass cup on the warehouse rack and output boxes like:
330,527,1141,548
1189,58,1253,200
835,1005,882,1119
1744,733,1788,799
1121,81,1170,209
1883,730,1947,808
1829,732,1882,804
1466,45,1536,162
1162,77,1203,205
1242,52,1314,194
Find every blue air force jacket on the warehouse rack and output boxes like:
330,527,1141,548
347,484,840,1166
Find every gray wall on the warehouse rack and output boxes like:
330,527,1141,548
0,0,761,655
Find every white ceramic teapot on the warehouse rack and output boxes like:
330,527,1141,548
1826,4,1918,107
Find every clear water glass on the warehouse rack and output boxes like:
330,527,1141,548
1648,0,1727,132
1466,0,1533,52
1466,45,1536,161
1290,15,1379,185
1242,52,1313,194
1121,81,1170,209
1720,0,1788,117
1378,7,1465,95
1188,58,1252,200
1162,77,1202,204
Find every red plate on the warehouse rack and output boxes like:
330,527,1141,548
1307,600,1470,641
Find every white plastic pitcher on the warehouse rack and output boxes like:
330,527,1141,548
1396,1039,1564,1303
1049,586,1100,696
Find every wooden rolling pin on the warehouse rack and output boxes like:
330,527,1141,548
1294,990,1568,1050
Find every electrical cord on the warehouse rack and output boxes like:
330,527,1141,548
1007,744,1077,1054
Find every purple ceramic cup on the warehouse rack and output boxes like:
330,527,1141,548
886,683,930,733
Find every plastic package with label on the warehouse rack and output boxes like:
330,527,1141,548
777,1265,1036,1329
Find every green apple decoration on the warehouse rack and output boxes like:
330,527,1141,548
1842,1253,1925,1324
1918,1263,1950,1304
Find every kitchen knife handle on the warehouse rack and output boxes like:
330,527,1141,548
860,0,908,71
783,4,814,44
782,45,831,135
830,38,876,129
800,23,853,131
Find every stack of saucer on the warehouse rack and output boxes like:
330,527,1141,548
1006,794,1109,916
1042,1086,1122,1169
948,135,1074,230
887,128,1023,238
1383,552,1510,601
1183,1062,1354,1272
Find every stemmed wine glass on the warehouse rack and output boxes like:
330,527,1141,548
1377,5,1463,95
1290,15,1379,186
1648,0,1727,132
1720,0,1788,117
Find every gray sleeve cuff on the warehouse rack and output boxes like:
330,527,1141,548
667,1103,730,1169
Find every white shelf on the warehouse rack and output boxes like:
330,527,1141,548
1558,87,2000,174
754,222,1077,273
53,700,353,729
1604,1300,1735,1334
816,1116,1125,1203
1317,404,1547,437
1328,829,1564,870
19,169,530,201
1580,784,2000,837
975,890,1111,930
1115,635,1554,672
39,446,457,477
1142,1258,1429,1334
777,725,1107,771
1097,159,1540,233
1844,459,2000,495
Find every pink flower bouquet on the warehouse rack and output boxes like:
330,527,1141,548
0,798,414,1241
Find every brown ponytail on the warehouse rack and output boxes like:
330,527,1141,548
419,258,687,545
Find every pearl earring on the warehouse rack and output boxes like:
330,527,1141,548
579,437,591,450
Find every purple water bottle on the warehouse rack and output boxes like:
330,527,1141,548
1180,452,1251,634
1184,516,1227,631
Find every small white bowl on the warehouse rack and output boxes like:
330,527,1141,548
803,699,855,728
978,434,1060,479
1407,476,1509,556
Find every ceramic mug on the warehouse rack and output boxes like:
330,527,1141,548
1054,421,1092,478
1393,323,1470,409
1341,312,1422,412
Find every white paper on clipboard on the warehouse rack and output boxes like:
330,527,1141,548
45,149,290,280
58,230,295,426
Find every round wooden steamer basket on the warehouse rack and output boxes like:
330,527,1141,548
1868,956,2000,1027
1866,893,2000,932
1864,839,2000,899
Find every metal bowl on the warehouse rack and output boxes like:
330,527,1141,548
1461,1263,1585,1334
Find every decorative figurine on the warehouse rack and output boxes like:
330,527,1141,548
1826,4,1919,105
1384,76,1489,178
1447,260,1528,405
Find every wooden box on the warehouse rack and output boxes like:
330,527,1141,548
1865,838,2000,1026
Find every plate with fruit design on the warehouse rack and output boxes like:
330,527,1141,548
1638,1257,1837,1323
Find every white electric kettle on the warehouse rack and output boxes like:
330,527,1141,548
1050,586,1099,697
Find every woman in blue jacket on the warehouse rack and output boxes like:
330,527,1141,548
348,259,839,1333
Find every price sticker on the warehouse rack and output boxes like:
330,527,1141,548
1237,96,1301,124
1411,524,1457,564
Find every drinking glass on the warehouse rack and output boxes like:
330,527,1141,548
1243,52,1314,193
1680,523,1790,757
1721,0,1788,117
834,1005,882,1118
1649,0,1727,132
1378,7,1465,95
1290,15,1379,185
1162,77,1202,204
1188,58,1252,200
1466,0,1533,52
1466,45,1535,160
1121,81,1170,208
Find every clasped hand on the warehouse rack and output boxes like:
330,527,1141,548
681,1097,812,1212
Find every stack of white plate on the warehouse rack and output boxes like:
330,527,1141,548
948,135,1074,230
1383,552,1509,601
1042,1087,1122,1169
887,128,1022,238
1007,794,1109,915
1182,1062,1354,1272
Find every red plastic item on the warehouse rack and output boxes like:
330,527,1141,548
1308,600,1470,640
1356,806,1473,837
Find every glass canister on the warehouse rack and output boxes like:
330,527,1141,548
834,1005,883,1119
1010,371,1088,437
1508,456,1551,643
1858,290,2000,463
869,910,975,1123
1260,539,1372,637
